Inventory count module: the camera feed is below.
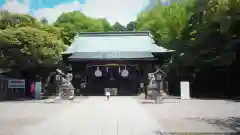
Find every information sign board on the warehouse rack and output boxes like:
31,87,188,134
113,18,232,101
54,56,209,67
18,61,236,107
8,79,25,89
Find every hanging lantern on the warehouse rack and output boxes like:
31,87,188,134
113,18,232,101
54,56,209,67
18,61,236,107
121,66,129,77
94,66,102,77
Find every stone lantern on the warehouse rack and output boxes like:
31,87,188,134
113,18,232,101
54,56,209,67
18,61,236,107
153,70,164,104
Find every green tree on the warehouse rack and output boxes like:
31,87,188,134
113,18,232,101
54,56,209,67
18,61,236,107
0,12,38,29
136,0,240,96
98,18,115,32
54,11,114,45
136,0,239,69
0,12,66,90
180,0,239,68
0,26,66,70
136,0,193,47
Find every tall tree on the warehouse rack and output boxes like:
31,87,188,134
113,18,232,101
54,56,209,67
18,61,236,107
0,26,66,70
0,12,38,29
98,18,115,32
136,0,193,47
54,11,114,45
179,0,239,68
0,11,66,85
136,0,240,96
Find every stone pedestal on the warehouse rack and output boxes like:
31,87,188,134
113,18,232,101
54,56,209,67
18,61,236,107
155,96,163,104
150,90,163,104
59,83,75,100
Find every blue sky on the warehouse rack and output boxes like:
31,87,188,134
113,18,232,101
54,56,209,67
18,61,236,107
0,0,154,25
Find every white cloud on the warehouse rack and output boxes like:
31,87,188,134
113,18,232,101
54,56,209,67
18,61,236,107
81,0,150,25
1,0,29,14
33,1,82,24
1,0,82,24
1,0,150,25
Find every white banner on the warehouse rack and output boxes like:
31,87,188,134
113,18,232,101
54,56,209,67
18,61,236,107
180,81,190,100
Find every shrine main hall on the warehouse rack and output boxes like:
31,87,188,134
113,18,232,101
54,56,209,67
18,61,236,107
62,31,173,96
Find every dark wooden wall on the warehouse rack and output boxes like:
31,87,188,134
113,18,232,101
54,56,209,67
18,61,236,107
69,60,155,95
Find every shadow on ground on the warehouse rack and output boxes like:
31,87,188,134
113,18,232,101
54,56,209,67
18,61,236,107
0,98,35,102
140,101,180,104
186,117,240,133
167,132,240,135
191,97,240,102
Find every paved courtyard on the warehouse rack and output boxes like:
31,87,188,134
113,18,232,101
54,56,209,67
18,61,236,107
0,97,167,135
1,96,240,135
0,98,82,135
139,97,240,134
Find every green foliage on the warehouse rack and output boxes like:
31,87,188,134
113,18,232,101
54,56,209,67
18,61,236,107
181,0,240,67
137,0,193,46
0,11,66,71
137,0,240,71
0,26,66,69
1,0,239,79
0,12,38,29
98,18,115,32
54,11,138,45
54,11,114,45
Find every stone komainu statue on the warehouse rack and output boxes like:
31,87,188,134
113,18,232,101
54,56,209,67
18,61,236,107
59,73,75,100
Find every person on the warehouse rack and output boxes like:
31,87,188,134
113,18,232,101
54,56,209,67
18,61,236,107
105,90,110,100
30,82,35,98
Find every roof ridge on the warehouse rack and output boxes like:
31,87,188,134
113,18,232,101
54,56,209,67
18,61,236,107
76,31,151,37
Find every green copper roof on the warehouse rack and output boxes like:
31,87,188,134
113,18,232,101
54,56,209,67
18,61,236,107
63,31,174,54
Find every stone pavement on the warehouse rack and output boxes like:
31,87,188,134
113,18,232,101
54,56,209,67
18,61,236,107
0,99,82,135
140,98,240,134
16,97,167,135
